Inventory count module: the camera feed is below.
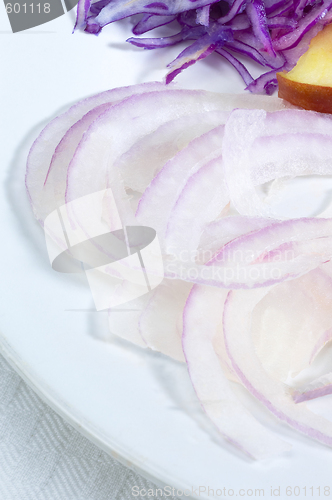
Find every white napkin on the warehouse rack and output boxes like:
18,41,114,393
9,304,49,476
0,354,179,499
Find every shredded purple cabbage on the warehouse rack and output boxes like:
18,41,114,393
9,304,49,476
75,0,332,94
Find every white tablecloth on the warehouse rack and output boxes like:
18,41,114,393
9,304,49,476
0,354,179,499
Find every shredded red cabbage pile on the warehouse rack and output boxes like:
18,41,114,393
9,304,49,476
75,0,332,94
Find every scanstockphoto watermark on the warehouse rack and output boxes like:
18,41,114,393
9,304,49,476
131,485,266,497
166,262,284,284
164,245,297,285
132,485,332,497
43,189,164,311
42,187,307,308
166,247,297,266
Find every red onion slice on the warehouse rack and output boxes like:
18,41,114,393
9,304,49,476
164,218,332,289
41,103,112,222
65,89,241,230
309,327,332,365
26,82,167,223
293,373,332,404
164,154,228,257
182,284,291,459
27,83,332,459
117,110,229,193
136,126,225,248
222,108,332,218
251,268,332,382
196,216,273,264
27,85,288,227
139,279,192,362
223,287,332,449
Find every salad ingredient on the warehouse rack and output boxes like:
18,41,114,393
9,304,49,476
139,279,191,361
183,285,291,459
222,107,332,218
136,125,227,253
162,215,332,289
27,82,332,459
293,372,332,403
64,89,236,234
26,82,167,223
251,267,332,381
223,281,332,449
75,0,332,94
116,111,229,193
277,23,332,112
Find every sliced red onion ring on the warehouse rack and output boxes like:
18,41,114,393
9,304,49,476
164,154,229,256
64,88,285,237
251,268,332,382
213,218,332,268
96,215,332,292
164,218,332,289
117,110,229,193
223,287,332,449
222,108,332,218
44,103,112,222
139,279,192,362
293,373,332,403
182,284,291,459
26,82,166,223
27,83,288,225
27,83,332,460
196,216,273,263
136,126,225,247
64,89,236,214
309,327,332,365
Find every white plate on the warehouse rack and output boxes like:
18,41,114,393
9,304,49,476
2,9,332,498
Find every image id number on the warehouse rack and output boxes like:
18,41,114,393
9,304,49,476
5,3,51,14
285,486,331,496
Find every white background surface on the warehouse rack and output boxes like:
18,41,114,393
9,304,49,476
2,4,332,499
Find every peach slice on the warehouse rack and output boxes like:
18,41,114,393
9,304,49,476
277,23,332,113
